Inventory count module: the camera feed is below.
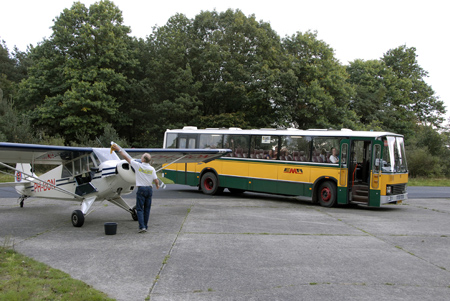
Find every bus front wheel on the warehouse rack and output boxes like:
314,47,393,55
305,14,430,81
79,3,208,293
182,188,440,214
318,181,337,207
200,172,223,195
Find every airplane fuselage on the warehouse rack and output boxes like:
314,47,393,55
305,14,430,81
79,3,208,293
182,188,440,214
15,159,137,203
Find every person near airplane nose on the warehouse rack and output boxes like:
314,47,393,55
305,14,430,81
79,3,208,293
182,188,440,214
112,143,160,233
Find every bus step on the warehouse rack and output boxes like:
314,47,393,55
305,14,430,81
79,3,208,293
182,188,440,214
352,195,368,203
355,189,369,196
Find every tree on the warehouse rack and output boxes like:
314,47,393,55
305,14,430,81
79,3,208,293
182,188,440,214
279,31,357,129
382,45,445,128
0,40,29,101
130,14,202,147
347,46,446,138
406,125,450,177
346,59,416,134
0,88,36,143
189,9,283,128
17,0,136,143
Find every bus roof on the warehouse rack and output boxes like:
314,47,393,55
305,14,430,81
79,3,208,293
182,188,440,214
165,127,403,138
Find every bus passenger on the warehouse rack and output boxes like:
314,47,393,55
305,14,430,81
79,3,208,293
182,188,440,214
330,147,339,163
320,149,327,162
265,150,273,159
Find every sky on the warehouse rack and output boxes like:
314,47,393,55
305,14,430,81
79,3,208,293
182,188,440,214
1,0,449,121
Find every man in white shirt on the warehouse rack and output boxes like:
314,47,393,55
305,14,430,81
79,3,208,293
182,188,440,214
112,143,160,233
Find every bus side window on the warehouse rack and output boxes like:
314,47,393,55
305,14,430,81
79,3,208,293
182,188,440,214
312,137,342,163
179,138,186,149
224,135,249,158
165,133,177,148
282,135,311,162
199,134,223,149
250,135,278,159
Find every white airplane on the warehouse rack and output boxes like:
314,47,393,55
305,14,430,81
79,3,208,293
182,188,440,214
0,142,230,227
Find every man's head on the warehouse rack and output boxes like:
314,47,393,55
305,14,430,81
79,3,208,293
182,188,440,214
141,153,151,163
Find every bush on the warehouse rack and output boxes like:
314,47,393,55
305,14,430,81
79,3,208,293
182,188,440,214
407,147,443,178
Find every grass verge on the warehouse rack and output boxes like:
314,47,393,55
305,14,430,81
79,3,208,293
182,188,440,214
408,177,450,187
0,173,14,183
0,246,114,300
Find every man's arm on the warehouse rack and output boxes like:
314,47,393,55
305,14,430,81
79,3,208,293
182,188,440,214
111,143,132,164
153,178,160,189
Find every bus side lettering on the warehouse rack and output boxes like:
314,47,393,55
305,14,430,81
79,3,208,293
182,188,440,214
284,168,303,174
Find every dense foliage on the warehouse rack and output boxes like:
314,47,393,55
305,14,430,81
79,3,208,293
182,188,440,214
0,0,448,177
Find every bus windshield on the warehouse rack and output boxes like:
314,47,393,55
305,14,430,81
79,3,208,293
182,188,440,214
382,136,407,173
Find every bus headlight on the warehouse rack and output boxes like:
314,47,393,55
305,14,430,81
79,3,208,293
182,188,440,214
386,186,392,194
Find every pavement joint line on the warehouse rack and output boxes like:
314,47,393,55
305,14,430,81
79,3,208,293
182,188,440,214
180,232,369,236
147,199,197,299
410,205,450,214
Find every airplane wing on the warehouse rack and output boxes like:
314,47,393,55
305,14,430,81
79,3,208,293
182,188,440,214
0,142,231,166
124,148,231,165
0,142,93,164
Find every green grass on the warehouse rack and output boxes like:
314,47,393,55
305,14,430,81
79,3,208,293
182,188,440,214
158,173,174,185
0,246,114,300
408,177,450,187
0,173,14,183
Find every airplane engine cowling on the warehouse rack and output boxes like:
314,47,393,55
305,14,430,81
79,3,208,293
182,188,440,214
116,161,136,184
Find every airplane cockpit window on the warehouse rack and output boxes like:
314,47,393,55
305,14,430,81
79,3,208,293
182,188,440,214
62,154,100,178
89,153,99,169
74,156,86,175
93,148,120,163
62,163,72,178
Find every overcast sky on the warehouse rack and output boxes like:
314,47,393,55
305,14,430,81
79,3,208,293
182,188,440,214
2,0,448,120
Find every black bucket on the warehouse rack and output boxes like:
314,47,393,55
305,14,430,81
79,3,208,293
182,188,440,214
104,222,117,235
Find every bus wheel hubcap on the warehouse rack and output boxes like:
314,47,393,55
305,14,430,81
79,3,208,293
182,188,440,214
204,179,213,190
321,188,331,202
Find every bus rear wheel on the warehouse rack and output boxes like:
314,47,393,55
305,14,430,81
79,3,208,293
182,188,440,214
318,181,337,207
200,172,223,195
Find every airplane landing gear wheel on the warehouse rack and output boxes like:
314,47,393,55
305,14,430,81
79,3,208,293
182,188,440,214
71,210,85,227
131,205,138,221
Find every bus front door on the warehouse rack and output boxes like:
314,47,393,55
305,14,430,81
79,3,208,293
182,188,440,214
368,140,383,207
348,139,372,205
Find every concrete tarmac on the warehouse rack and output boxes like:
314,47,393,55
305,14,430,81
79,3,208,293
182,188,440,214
1,187,450,300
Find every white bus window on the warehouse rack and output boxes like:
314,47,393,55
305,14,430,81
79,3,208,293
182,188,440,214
179,138,187,148
188,138,196,149
224,135,249,158
250,136,278,159
281,136,311,161
199,134,223,149
165,133,177,148
312,137,342,163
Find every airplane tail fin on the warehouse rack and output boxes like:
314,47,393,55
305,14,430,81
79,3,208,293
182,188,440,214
15,163,35,183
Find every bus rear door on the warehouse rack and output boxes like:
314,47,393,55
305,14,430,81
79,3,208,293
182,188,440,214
337,139,349,205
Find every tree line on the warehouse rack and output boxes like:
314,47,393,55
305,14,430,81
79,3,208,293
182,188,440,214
0,0,449,177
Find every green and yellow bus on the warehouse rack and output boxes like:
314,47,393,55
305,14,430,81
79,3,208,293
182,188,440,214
162,127,408,207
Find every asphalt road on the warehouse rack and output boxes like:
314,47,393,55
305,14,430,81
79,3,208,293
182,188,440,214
1,185,450,300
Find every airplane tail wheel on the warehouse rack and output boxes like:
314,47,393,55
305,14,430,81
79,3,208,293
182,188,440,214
71,210,85,227
131,205,138,221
